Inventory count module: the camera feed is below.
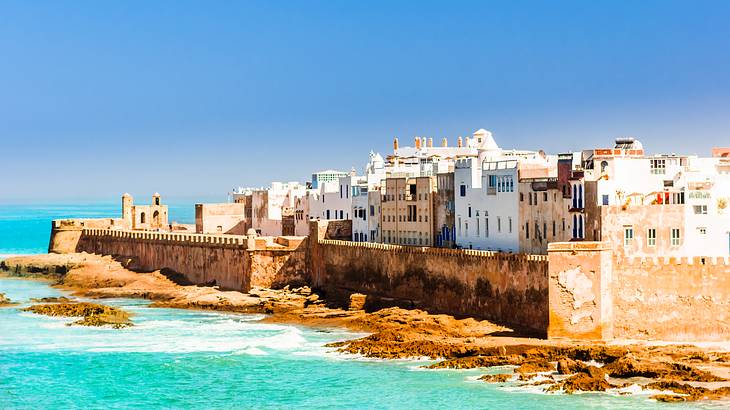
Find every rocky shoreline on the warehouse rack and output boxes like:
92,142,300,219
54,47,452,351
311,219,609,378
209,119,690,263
2,253,730,403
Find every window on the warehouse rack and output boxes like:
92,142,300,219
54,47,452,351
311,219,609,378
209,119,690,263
624,226,634,246
543,192,548,202
485,218,489,237
520,193,524,202
140,212,146,224
460,184,466,197
543,223,547,239
671,228,681,246
525,222,529,239
497,217,502,233
552,221,556,237
468,206,472,218
476,218,480,236
693,205,708,215
600,161,608,173
509,217,513,233
562,218,565,232
370,205,375,216
650,159,666,174
647,228,656,247
602,195,609,206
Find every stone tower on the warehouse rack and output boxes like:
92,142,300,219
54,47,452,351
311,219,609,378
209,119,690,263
122,193,133,228
152,192,161,206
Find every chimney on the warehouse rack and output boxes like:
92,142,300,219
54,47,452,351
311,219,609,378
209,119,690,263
415,137,421,149
442,137,448,147
421,137,427,148
428,137,433,148
457,136,463,147
393,137,399,151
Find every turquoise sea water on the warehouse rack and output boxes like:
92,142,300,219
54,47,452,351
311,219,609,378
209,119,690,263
0,203,724,408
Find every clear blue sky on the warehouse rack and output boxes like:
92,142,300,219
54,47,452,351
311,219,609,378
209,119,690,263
2,0,730,201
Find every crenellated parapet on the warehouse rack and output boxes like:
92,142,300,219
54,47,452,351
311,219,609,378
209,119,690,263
81,228,249,248
318,239,548,262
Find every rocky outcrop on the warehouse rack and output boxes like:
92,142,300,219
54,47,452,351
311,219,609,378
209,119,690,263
479,373,512,383
22,302,132,328
646,381,730,402
30,296,74,303
0,292,15,306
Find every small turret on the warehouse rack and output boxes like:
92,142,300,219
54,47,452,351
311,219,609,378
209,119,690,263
427,137,433,148
393,137,399,151
457,136,463,147
122,193,133,228
442,137,448,147
415,137,421,149
152,192,161,206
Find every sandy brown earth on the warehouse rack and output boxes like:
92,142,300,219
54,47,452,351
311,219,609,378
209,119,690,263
3,253,730,403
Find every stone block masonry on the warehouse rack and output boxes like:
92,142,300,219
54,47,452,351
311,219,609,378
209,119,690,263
50,222,307,292
548,242,730,342
309,222,550,335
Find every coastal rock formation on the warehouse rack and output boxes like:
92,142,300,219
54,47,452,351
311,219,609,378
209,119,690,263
22,302,132,328
479,373,512,383
0,292,15,306
30,296,74,303
646,381,730,402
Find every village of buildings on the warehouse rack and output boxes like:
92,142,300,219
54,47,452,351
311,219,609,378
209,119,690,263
126,129,730,258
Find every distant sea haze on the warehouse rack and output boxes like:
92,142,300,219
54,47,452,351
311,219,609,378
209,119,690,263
0,201,198,255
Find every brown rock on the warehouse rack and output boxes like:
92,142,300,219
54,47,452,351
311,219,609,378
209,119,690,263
22,302,132,328
427,354,524,369
557,357,583,375
0,293,13,306
349,293,367,311
547,372,613,394
646,381,730,402
479,373,511,383
515,359,555,374
604,355,724,382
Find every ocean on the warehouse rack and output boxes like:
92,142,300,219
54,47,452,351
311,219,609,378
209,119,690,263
0,202,720,409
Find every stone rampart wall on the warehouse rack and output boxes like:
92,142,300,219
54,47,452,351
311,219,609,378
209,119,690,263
548,242,730,342
310,237,549,335
612,255,730,340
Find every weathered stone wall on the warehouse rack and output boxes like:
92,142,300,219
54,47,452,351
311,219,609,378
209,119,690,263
309,220,549,334
78,229,252,291
73,228,308,292
548,241,730,342
49,219,124,253
612,255,730,340
547,242,614,340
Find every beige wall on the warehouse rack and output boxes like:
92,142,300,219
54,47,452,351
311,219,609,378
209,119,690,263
310,221,549,334
195,203,249,235
549,241,730,341
518,180,572,254
381,176,436,246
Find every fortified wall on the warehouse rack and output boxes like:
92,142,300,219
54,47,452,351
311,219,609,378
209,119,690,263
49,221,307,292
309,221,549,335
49,218,730,342
548,242,730,341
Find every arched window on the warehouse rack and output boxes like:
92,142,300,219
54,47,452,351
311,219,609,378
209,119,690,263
601,161,609,173
140,212,146,224
153,210,160,226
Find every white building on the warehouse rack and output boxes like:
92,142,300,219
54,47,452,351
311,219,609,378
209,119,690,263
578,139,730,257
250,181,307,236
453,130,555,252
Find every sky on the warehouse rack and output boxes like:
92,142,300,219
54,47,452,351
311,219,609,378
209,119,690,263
2,0,730,201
